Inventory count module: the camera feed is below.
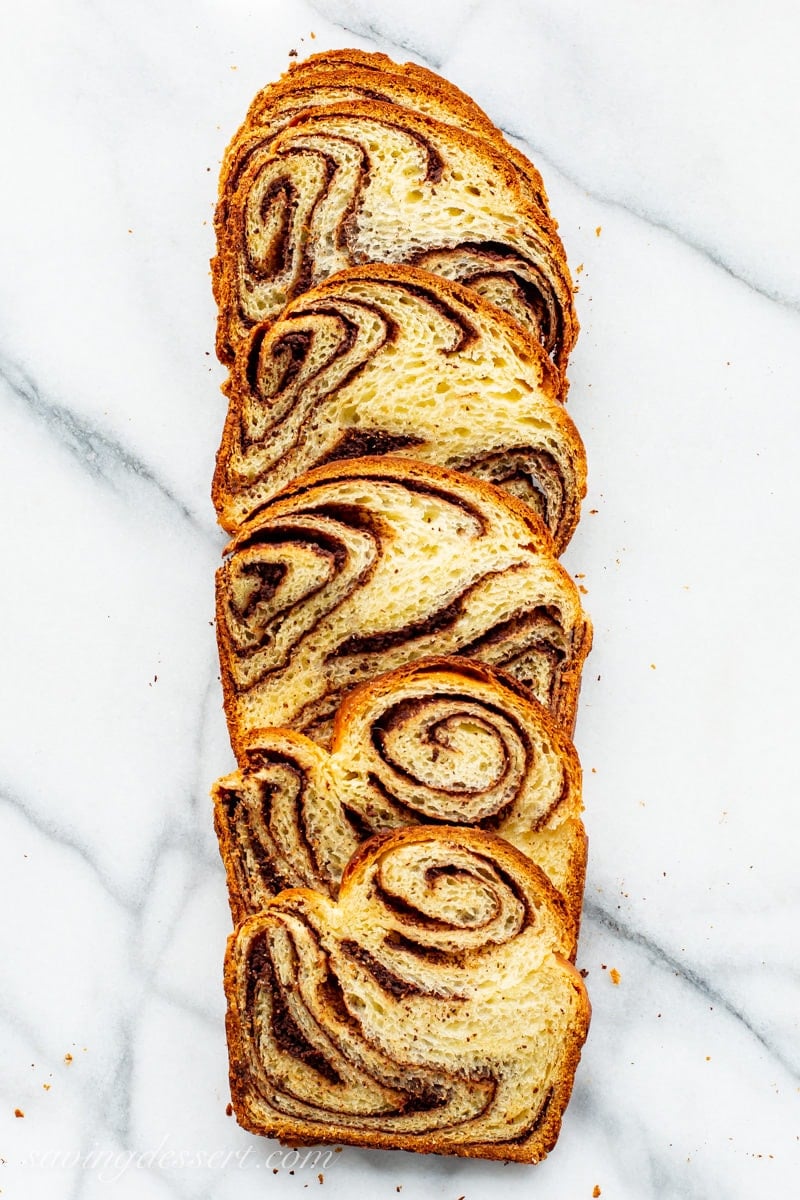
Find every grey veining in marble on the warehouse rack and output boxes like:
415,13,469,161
1,2,798,1198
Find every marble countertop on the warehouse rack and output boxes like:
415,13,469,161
2,2,798,1197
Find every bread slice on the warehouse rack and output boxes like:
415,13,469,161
213,264,585,548
216,50,549,253
215,456,591,753
212,99,576,370
245,50,550,210
213,656,586,927
224,824,590,1161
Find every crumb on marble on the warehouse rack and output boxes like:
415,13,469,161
311,31,316,38
226,1103,233,1116
578,584,588,594
579,968,589,978
650,663,656,670
318,1173,324,1184
64,1053,73,1065
289,48,298,57
593,1187,602,1198
589,508,598,514
595,226,602,237
610,968,621,985
43,1084,51,1091
14,1109,24,1118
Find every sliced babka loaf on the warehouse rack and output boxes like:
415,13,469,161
213,265,585,548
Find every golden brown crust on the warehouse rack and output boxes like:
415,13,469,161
212,97,576,370
212,654,586,928
223,826,590,1161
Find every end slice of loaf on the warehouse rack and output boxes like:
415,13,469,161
212,99,576,369
213,655,586,927
217,52,548,238
213,264,585,548
215,456,592,754
224,825,590,1161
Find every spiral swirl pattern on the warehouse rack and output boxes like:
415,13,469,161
215,458,591,754
213,100,576,371
214,657,585,924
213,265,585,549
215,52,550,252
224,826,590,1160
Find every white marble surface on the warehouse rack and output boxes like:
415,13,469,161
1,1,799,1196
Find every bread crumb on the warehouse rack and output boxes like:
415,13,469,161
230,65,238,71
610,968,621,985
42,1084,51,1091
225,1103,233,1116
593,1187,602,1198
578,584,588,595
289,49,298,57
14,1109,24,1118
650,663,656,670
588,508,598,514
576,263,584,274
64,1053,73,1065
706,1056,711,1061
318,1173,324,1184
595,226,602,237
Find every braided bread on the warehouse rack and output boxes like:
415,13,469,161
215,457,591,752
213,657,586,926
212,99,576,369
213,264,585,548
224,825,590,1161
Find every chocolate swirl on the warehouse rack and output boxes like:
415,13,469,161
215,53,551,275
213,657,586,925
213,100,576,371
215,458,591,756
224,827,590,1160
213,265,586,551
